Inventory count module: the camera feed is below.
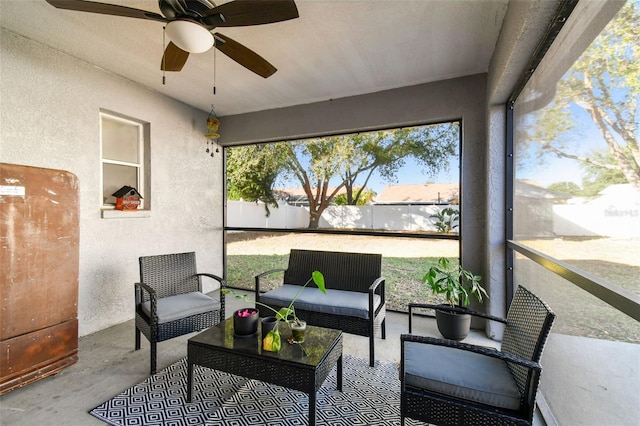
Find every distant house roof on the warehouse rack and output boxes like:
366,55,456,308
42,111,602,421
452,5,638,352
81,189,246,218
374,183,459,204
514,180,567,200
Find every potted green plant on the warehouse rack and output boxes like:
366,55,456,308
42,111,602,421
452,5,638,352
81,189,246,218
224,270,326,351
422,257,487,340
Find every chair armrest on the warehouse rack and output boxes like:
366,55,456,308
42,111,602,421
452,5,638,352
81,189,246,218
254,268,287,295
369,277,386,309
400,333,541,372
134,282,156,303
195,272,226,292
196,273,226,319
134,282,157,319
408,303,507,333
369,276,385,293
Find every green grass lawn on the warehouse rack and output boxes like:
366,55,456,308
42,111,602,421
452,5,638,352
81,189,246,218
227,253,640,343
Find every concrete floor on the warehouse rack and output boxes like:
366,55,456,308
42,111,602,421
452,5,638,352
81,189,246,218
538,333,639,426
0,293,539,426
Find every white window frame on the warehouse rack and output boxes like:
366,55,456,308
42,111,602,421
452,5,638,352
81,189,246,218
99,111,146,210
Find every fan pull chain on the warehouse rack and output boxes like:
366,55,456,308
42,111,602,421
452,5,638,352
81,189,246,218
213,48,218,156
162,26,166,85
213,45,217,95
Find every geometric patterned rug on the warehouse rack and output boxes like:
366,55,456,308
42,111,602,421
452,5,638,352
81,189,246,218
90,355,401,425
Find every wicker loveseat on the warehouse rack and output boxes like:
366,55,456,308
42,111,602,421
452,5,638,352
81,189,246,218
255,249,386,366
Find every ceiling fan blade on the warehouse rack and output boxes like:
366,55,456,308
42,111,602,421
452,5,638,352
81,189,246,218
213,33,277,78
161,42,190,72
45,0,167,23
203,0,299,27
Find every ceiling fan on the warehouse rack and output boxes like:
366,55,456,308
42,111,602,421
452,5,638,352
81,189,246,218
45,0,299,78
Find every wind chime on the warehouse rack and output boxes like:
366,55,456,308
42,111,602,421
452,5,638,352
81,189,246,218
204,45,220,157
205,105,220,157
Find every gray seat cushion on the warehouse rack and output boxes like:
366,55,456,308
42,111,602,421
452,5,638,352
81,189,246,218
142,292,220,324
404,342,522,410
259,285,380,319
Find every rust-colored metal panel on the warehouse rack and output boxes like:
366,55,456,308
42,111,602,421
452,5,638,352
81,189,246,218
0,319,78,394
0,163,79,393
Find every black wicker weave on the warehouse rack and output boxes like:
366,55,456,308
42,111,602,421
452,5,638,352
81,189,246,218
187,319,343,426
134,252,225,375
255,249,386,366
400,286,555,426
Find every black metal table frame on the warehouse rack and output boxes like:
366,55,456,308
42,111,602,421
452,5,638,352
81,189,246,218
187,320,343,426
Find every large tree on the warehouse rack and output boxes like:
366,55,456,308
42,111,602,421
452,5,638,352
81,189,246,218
338,124,459,205
525,1,639,190
227,123,459,228
226,143,288,216
579,151,628,196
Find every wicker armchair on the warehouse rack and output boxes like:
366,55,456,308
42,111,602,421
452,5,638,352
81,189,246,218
134,252,225,374
400,286,555,426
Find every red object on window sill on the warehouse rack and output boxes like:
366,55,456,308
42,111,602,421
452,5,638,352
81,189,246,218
116,196,140,210
112,186,142,211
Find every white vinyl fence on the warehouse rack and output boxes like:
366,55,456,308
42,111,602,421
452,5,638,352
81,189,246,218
552,187,640,237
229,184,640,238
227,200,457,232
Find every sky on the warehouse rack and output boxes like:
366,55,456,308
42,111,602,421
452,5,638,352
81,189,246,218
278,99,619,194
516,102,619,188
521,158,584,187
272,115,607,194
276,152,461,195
366,156,460,195
514,1,639,190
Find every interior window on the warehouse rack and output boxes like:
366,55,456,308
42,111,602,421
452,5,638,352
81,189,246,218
100,112,147,208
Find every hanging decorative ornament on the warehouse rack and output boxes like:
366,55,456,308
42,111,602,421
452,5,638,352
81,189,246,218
203,47,220,157
204,105,220,158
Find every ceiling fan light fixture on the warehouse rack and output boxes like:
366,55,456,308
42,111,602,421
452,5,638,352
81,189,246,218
165,20,214,54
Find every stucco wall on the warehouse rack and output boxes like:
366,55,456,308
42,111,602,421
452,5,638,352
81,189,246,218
1,30,223,336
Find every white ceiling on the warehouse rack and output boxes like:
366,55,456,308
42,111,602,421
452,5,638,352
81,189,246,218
1,0,510,116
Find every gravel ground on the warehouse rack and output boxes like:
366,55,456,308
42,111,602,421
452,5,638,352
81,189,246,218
229,232,639,262
520,237,640,266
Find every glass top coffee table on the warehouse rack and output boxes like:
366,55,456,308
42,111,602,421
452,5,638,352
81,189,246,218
187,317,343,426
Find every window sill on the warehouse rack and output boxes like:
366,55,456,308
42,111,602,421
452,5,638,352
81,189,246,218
101,209,151,219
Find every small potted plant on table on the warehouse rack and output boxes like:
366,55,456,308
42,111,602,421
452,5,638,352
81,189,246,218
225,270,326,352
422,257,487,340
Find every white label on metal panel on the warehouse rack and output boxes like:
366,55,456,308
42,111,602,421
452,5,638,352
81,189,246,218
0,185,26,196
